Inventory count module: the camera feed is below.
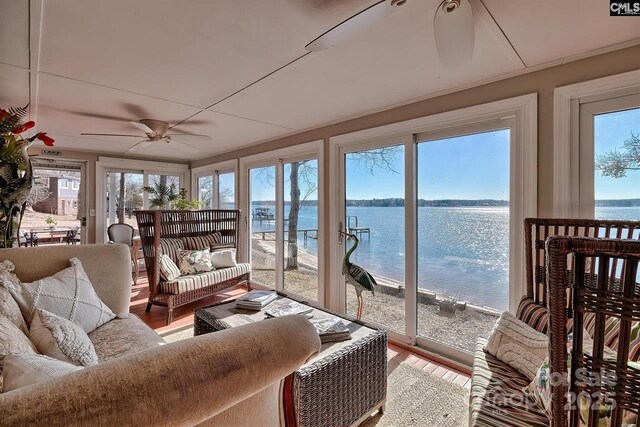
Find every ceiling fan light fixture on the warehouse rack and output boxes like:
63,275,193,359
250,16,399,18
434,0,475,69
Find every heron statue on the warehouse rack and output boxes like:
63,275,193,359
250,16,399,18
339,230,377,320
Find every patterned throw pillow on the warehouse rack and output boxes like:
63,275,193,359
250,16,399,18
0,261,28,334
28,309,98,367
2,353,82,392
158,254,181,282
516,297,549,334
0,315,38,393
182,233,222,251
4,258,115,334
178,249,214,275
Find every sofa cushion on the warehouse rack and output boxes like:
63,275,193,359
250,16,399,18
158,238,184,265
88,314,165,362
469,339,549,427
182,233,221,251
3,258,115,334
2,353,81,392
159,263,251,295
211,249,237,269
516,297,549,334
29,309,98,367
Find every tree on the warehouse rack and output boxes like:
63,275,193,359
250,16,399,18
596,132,640,178
143,180,179,209
117,172,125,223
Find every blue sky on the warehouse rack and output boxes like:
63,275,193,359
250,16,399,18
594,107,640,200
251,109,640,202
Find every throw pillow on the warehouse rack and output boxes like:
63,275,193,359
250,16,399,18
29,309,98,367
4,257,115,334
0,315,38,393
484,311,548,381
210,249,237,269
158,254,181,282
523,329,618,417
178,249,214,275
0,286,28,335
515,297,549,334
2,353,81,392
182,233,221,251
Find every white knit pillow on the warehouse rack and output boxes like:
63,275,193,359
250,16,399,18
4,258,115,333
484,311,548,381
29,309,98,367
2,353,81,392
0,315,38,393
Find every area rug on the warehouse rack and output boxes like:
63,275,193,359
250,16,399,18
160,327,470,427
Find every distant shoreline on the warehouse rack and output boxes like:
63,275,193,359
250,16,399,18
251,198,640,208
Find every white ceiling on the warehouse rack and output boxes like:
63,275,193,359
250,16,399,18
1,0,639,160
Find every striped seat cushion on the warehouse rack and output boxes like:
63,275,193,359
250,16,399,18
470,339,549,427
182,233,222,251
158,263,251,294
516,298,549,334
158,238,184,265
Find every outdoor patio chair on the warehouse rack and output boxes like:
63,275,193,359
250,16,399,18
19,231,38,247
64,226,81,245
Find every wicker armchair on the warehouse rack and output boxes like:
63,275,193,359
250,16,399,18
134,209,251,324
547,236,640,427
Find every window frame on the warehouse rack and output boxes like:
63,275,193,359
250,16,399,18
329,94,537,365
191,159,238,210
239,140,325,304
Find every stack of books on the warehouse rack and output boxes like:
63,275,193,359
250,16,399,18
265,301,314,318
235,290,278,311
310,318,352,343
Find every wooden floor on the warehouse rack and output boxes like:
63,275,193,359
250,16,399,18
130,273,471,389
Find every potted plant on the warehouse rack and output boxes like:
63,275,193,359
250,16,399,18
171,188,203,210
45,216,57,229
0,106,54,247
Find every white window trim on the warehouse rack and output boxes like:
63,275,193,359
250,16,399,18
329,94,537,365
191,159,238,210
59,179,68,189
554,69,640,217
95,157,189,243
239,140,325,305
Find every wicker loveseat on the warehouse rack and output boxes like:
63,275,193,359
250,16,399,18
135,209,251,324
469,218,640,427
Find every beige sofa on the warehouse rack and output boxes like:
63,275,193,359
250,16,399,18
0,244,321,426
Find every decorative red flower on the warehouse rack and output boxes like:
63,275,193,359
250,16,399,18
36,132,55,146
0,109,9,121
11,120,35,134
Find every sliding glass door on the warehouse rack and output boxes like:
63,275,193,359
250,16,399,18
336,120,515,359
249,166,277,287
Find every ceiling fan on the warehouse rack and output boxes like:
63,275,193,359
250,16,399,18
305,0,475,69
81,119,211,153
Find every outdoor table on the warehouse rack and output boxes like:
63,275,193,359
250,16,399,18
28,227,75,245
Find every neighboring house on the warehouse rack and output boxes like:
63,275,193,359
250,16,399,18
32,176,80,216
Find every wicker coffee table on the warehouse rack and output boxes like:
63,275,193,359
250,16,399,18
194,293,387,427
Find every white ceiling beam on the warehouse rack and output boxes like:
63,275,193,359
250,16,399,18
28,0,44,122
473,0,526,68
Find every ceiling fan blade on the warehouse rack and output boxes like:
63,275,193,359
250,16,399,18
130,121,154,134
81,133,143,137
165,133,212,141
434,0,475,69
65,111,133,122
126,140,154,153
305,0,403,52
169,139,201,153
120,103,151,119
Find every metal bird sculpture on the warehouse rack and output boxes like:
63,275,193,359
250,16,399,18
339,230,377,320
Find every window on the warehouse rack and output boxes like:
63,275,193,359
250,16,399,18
331,95,536,362
197,176,213,208
579,94,640,220
193,162,236,210
59,179,68,189
218,173,235,209
72,181,80,190
147,174,181,209
241,141,324,302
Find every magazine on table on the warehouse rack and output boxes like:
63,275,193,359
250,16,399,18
265,301,314,318
235,290,278,310
310,318,351,343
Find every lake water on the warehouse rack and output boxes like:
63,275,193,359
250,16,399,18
251,204,640,311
